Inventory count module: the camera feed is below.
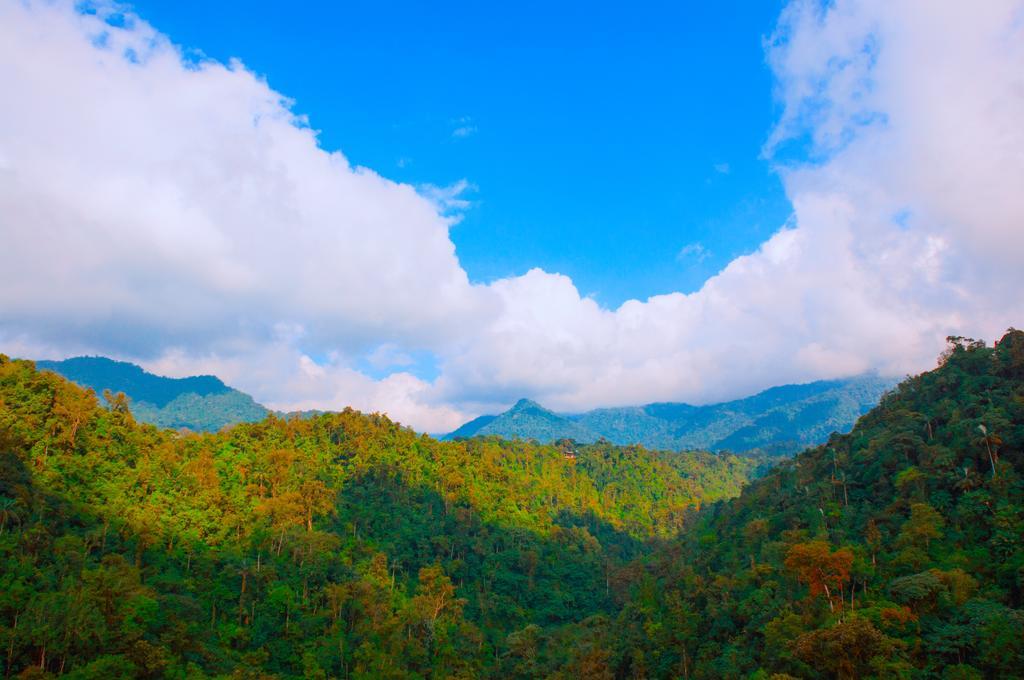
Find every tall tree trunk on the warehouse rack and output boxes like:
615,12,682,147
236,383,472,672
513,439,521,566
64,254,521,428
238,570,247,624
7,611,19,678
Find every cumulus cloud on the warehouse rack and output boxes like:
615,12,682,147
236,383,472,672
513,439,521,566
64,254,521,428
2,0,1022,432
0,1,494,429
0,2,492,358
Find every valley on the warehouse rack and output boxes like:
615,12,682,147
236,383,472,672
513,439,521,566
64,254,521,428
0,332,1021,677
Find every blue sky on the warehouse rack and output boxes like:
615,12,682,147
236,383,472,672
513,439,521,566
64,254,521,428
129,0,790,307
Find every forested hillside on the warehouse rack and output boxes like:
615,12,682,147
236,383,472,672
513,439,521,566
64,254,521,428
0,356,757,678
36,357,268,432
447,376,893,455
2,331,1021,678
575,332,1022,679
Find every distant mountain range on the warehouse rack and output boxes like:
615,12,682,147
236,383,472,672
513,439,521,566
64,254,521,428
36,356,268,432
445,375,897,453
34,357,896,449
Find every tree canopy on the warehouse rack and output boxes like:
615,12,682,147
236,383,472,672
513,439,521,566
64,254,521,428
0,330,1021,678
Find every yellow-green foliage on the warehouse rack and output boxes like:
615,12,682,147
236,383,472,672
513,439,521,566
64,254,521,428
2,330,1020,678
0,354,756,678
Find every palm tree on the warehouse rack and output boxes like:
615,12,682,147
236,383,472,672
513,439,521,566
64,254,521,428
978,424,998,478
0,496,21,534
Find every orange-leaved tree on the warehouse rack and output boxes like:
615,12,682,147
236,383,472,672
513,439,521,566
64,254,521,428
784,541,854,612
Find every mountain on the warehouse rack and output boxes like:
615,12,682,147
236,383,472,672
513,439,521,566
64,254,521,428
447,374,896,453
447,398,596,442
35,356,268,432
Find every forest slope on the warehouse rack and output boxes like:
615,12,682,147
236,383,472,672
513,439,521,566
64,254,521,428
2,331,1020,678
562,332,1024,679
0,356,756,678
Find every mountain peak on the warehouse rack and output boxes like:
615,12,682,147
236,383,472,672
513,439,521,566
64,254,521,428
444,397,598,443
37,356,230,405
510,398,545,411
34,356,266,431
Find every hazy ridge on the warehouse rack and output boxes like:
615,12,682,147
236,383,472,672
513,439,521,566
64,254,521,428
448,374,896,453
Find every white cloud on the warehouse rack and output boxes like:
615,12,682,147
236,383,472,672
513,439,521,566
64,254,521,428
451,116,477,138
0,1,494,430
2,0,1023,432
364,343,415,370
677,243,711,263
417,179,476,216
144,342,465,433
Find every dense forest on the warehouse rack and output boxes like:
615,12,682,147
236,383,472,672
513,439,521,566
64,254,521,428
1,331,1021,678
595,332,1024,679
0,354,758,678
